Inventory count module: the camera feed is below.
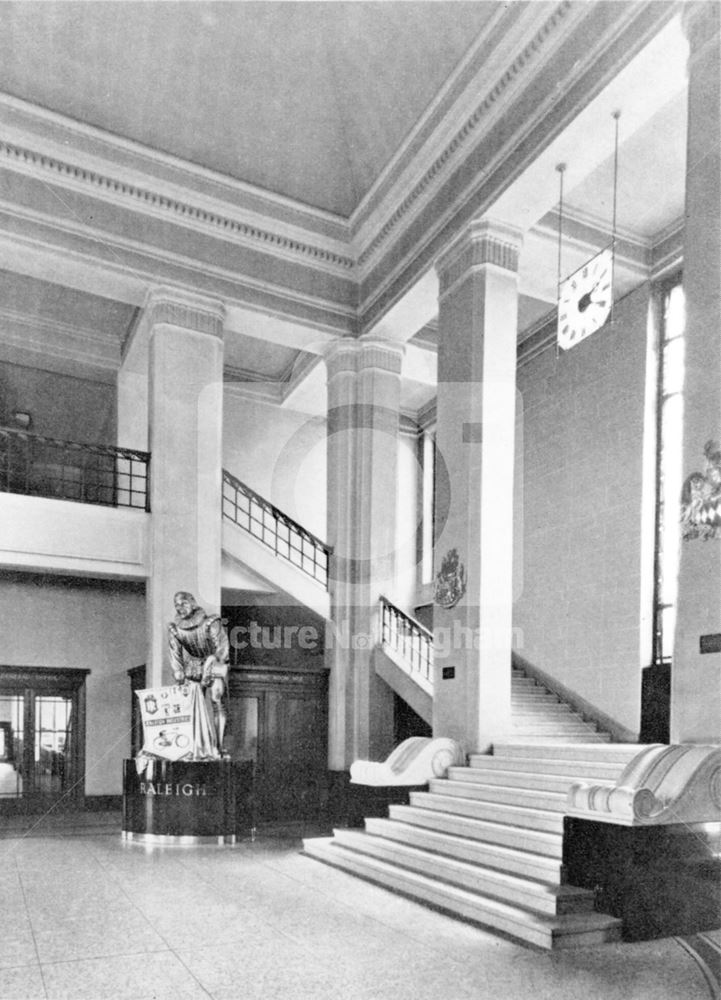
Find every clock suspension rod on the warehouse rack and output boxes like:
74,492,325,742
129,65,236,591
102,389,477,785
610,110,621,327
555,162,566,359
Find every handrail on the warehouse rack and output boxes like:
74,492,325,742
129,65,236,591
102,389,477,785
380,595,433,687
222,469,331,588
0,426,151,511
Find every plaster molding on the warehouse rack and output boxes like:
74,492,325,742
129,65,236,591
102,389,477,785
0,198,356,339
352,2,582,269
356,2,678,328
221,379,283,405
142,286,226,337
324,341,361,380
436,218,523,297
357,339,405,377
0,304,120,369
351,0,584,278
0,136,355,276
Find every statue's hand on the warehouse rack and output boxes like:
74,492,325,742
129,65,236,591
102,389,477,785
201,655,216,687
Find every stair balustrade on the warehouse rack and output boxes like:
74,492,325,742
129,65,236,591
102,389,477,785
0,426,150,511
380,596,433,688
222,469,331,588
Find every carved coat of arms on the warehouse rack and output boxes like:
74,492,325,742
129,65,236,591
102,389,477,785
681,439,721,541
434,548,467,609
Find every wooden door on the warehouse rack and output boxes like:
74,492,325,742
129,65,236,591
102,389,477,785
227,666,328,824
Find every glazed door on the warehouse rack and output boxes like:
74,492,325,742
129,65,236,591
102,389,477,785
228,667,328,824
0,668,88,814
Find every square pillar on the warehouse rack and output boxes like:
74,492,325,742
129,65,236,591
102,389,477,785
433,218,523,755
325,339,404,769
672,6,721,742
139,288,226,686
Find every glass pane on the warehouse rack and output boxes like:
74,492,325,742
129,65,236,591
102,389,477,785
0,695,24,798
34,696,72,798
664,283,685,341
663,337,685,396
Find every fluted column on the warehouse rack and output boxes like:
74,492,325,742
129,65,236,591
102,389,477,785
433,218,523,754
141,287,226,686
672,5,721,742
325,338,404,770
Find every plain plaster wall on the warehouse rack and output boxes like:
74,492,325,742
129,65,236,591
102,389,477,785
223,391,327,542
0,360,116,444
0,573,145,795
513,284,652,736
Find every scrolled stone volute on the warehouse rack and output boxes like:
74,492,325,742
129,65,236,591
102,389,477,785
567,744,721,826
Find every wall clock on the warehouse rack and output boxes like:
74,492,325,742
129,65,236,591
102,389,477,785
557,245,613,351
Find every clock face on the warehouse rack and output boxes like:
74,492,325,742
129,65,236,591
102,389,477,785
557,247,613,351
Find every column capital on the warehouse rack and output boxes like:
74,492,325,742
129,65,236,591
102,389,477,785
436,217,524,300
141,286,226,340
325,337,404,380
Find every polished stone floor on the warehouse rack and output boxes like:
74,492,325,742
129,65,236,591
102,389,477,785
0,814,718,1000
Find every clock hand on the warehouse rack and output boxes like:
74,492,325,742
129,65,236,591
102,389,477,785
577,277,608,313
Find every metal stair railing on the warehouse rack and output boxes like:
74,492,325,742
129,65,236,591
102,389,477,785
0,426,150,511
380,595,433,688
222,469,331,588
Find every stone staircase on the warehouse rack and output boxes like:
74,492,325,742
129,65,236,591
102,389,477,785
304,667,643,949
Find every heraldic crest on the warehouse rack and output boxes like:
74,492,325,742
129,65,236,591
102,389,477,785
434,547,467,609
681,439,721,541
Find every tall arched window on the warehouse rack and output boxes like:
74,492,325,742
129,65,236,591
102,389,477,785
653,277,685,667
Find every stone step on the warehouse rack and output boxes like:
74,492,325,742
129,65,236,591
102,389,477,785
511,701,574,713
509,730,602,740
330,828,593,917
302,838,622,950
490,742,641,762
510,721,599,733
363,817,564,882
388,803,563,858
429,778,568,813
500,733,613,743
409,791,564,833
446,765,615,796
468,753,628,780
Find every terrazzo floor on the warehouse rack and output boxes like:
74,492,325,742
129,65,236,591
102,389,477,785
0,813,718,1000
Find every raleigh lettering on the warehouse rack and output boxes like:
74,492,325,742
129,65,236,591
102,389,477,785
138,781,207,797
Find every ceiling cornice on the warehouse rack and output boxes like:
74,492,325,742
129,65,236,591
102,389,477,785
0,195,357,337
0,304,120,369
0,136,355,278
357,1,681,333
351,1,582,269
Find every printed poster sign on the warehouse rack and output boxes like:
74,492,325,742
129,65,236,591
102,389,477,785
136,684,196,761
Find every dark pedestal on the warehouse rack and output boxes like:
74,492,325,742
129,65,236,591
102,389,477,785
122,759,236,844
563,816,721,940
326,771,426,828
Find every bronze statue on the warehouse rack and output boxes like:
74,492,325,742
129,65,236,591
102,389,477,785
168,591,229,754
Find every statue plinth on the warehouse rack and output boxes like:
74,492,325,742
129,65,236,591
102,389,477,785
122,759,236,844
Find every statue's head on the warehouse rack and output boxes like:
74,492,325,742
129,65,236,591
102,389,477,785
173,591,199,620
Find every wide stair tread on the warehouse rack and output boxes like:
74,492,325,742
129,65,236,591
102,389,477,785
410,791,565,832
467,754,629,780
364,817,563,882
330,827,592,915
302,837,622,949
429,778,570,812
388,803,564,857
445,765,615,795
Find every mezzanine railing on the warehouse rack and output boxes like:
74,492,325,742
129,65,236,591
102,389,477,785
380,595,433,688
0,427,150,511
222,469,331,588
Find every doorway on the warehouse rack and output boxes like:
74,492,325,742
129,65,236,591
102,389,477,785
227,666,329,825
0,667,88,814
